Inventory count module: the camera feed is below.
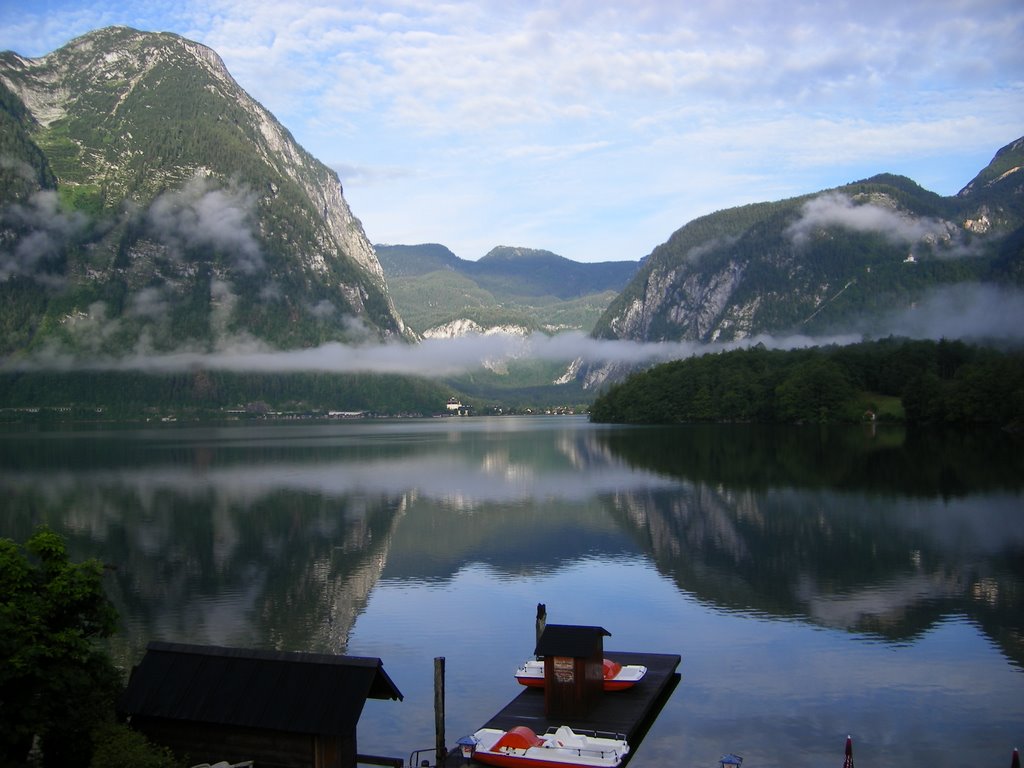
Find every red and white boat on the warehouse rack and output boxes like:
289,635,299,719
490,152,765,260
514,658,647,691
468,725,629,768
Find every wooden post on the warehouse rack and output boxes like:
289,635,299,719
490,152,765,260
535,603,546,653
434,656,445,766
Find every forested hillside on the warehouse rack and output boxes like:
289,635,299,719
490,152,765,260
589,338,1024,427
0,370,452,420
0,27,408,361
375,243,638,334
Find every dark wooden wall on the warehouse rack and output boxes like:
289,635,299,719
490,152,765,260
132,717,356,768
543,653,605,718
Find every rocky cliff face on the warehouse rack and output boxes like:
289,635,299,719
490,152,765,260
607,258,748,342
0,26,408,359
421,319,531,339
576,140,1024,388
595,143,1023,350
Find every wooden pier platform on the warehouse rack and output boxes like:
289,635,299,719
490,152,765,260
440,651,681,767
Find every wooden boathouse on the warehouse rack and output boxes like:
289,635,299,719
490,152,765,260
118,641,404,768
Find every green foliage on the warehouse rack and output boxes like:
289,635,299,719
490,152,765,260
378,266,626,334
0,80,56,203
29,122,84,186
590,339,1024,426
0,528,120,768
57,183,104,218
0,278,50,352
88,722,181,768
470,246,639,299
846,174,957,219
448,356,591,411
0,28,408,354
593,199,794,339
0,369,454,418
374,242,463,276
959,137,1024,196
386,270,506,332
377,244,638,334
775,358,856,423
987,225,1024,285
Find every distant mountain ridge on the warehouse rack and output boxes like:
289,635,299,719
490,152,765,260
375,243,639,335
593,138,1024,348
0,26,409,361
1,25,1020,410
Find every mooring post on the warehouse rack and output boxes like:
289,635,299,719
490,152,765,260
434,656,446,766
535,603,546,654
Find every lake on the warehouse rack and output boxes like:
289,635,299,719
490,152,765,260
1,416,1022,767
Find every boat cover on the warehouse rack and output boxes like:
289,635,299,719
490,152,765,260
493,726,544,752
602,659,622,679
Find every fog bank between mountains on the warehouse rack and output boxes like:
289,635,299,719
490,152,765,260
4,284,1022,379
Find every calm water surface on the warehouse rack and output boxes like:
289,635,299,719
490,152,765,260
1,417,1022,767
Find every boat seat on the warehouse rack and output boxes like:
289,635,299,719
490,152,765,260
552,725,588,748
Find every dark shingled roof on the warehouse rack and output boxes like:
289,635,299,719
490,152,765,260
119,642,403,736
534,624,610,658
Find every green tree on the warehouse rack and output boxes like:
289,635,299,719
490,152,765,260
88,722,179,768
0,528,120,768
775,358,855,423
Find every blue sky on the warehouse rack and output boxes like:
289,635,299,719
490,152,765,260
2,0,1022,264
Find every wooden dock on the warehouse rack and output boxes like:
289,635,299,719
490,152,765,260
440,651,681,766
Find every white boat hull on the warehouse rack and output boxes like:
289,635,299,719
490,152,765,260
470,726,630,768
514,659,647,691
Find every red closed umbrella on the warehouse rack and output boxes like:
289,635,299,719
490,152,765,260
843,735,854,768
1011,747,1019,768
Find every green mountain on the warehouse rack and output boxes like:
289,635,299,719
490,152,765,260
2,26,1019,413
375,243,639,335
593,137,1024,345
0,26,410,361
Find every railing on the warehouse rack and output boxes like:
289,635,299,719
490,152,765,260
540,727,628,761
407,747,436,767
546,744,625,761
542,726,627,741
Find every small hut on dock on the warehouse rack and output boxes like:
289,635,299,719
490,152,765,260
118,641,404,768
534,624,611,718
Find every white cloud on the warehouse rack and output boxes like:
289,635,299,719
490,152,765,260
0,189,88,284
147,175,264,273
1,0,1021,262
786,191,954,247
5,282,1023,376
308,299,338,319
127,287,169,319
883,284,1024,341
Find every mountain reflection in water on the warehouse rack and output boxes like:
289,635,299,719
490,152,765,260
1,417,1021,767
